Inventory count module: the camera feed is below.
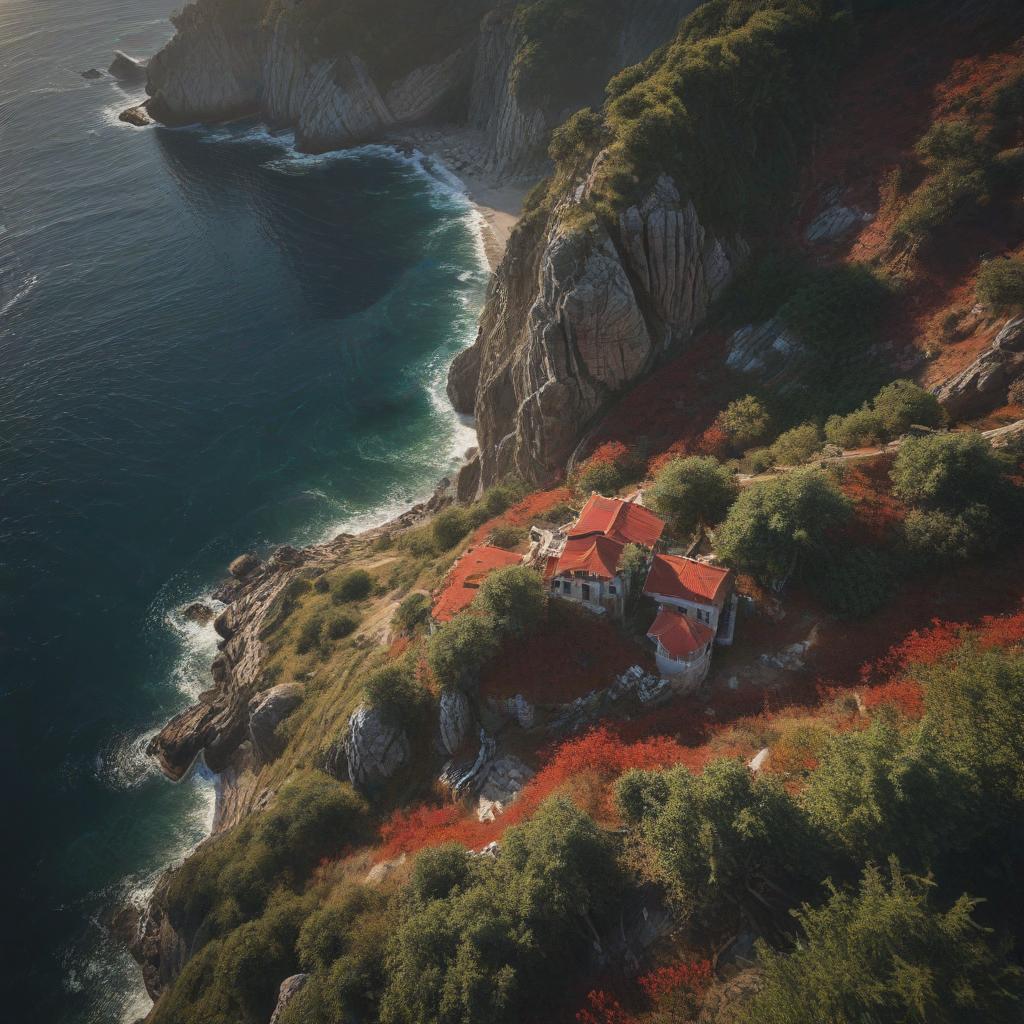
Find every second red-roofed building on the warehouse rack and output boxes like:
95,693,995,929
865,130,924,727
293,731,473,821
643,552,736,645
544,493,666,618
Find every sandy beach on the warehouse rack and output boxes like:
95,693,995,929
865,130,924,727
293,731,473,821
389,125,536,271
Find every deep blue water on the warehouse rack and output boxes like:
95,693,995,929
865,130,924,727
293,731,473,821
0,2,486,1020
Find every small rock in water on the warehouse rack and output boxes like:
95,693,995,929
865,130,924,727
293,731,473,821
228,552,261,579
119,105,153,128
81,69,104,80
181,602,213,627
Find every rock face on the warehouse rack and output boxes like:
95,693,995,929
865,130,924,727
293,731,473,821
439,688,472,755
248,683,303,761
933,316,1024,418
145,1,474,152
228,551,261,579
449,174,744,489
142,0,700,174
344,705,410,790
270,974,309,1024
726,319,806,392
109,51,148,82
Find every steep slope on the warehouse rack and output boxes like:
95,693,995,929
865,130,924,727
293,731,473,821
450,0,846,492
143,0,704,175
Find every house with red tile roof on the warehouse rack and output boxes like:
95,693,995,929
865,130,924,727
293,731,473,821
432,545,524,624
643,553,736,646
544,494,666,618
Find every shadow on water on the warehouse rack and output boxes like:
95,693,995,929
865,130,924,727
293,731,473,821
154,124,448,320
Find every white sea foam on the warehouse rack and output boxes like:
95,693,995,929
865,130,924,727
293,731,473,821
0,272,39,316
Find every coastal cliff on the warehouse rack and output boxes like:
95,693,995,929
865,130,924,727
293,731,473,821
143,0,702,175
448,171,744,490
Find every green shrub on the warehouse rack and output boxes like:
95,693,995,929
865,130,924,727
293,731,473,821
393,592,430,635
809,547,894,619
427,612,501,690
890,433,1010,510
716,395,772,451
362,664,426,732
716,468,852,581
647,455,738,535
327,611,359,641
977,256,1024,310
872,379,945,434
745,446,777,474
432,507,471,550
548,106,606,164
748,862,1024,1024
333,569,372,603
777,263,891,360
409,843,472,902
824,405,886,448
295,615,324,655
899,506,997,569
474,565,545,635
770,422,822,466
573,457,626,496
488,524,524,549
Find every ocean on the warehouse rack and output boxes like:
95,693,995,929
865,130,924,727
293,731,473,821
0,2,487,1020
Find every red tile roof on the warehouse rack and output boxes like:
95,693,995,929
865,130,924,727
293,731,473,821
644,554,732,607
647,608,714,660
554,534,625,580
570,494,665,549
432,546,523,623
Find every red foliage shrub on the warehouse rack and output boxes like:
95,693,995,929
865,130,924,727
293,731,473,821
860,677,925,719
479,602,654,703
638,959,713,1001
979,608,1024,650
470,485,573,545
587,441,631,467
577,990,633,1024
695,425,730,459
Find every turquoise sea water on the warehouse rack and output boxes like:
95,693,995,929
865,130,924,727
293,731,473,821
0,2,486,1019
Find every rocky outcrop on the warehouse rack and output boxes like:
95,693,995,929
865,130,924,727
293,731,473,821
933,316,1024,418
109,51,148,83
343,705,410,790
450,173,744,489
726,319,806,392
439,688,472,755
146,541,345,782
144,0,473,151
127,870,191,1000
248,683,303,762
270,974,309,1024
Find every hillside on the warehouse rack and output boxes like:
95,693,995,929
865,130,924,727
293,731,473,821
123,2,1024,1024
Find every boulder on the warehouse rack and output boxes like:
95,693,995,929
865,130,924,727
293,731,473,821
181,602,213,627
248,683,303,761
119,104,153,127
439,688,472,755
476,755,533,822
108,51,148,83
228,552,261,580
804,201,869,244
269,974,309,1024
344,706,410,790
81,68,104,80
933,316,1024,419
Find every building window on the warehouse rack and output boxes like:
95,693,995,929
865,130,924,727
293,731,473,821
581,583,591,602
608,584,617,595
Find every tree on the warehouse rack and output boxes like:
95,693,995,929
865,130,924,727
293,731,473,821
890,433,1009,511
475,565,545,635
427,612,500,690
900,505,997,569
748,862,1024,1024
363,664,426,731
647,456,738,535
920,644,1024,810
432,507,471,550
872,379,945,435
715,395,772,451
379,799,623,1024
393,592,430,635
617,759,816,924
824,405,886,448
803,719,963,873
715,468,851,581
770,422,822,465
